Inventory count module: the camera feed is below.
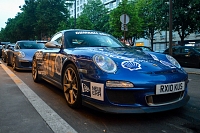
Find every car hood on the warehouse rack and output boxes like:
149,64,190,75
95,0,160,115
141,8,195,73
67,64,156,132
68,47,183,73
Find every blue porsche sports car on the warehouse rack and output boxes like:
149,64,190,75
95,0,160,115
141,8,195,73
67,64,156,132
32,29,190,113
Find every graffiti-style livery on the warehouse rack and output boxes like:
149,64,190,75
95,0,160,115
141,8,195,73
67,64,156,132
32,29,189,113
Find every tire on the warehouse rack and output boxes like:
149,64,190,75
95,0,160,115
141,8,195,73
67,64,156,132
7,56,11,66
6,56,8,64
63,64,81,108
32,57,41,82
12,57,16,70
3,56,6,63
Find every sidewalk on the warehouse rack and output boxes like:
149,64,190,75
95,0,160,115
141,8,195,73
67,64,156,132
0,62,53,133
183,67,200,75
0,61,77,133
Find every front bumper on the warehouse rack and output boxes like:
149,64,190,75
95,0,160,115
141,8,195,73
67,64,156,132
15,59,32,70
82,94,190,113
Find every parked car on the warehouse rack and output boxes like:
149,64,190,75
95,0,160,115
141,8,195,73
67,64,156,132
32,29,189,113
1,43,15,63
132,46,154,52
0,42,10,57
163,46,200,68
0,45,2,57
7,40,45,70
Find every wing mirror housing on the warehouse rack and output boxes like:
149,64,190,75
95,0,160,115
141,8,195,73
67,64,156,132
45,41,61,48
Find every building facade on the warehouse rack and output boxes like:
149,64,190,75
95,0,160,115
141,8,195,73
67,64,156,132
68,0,122,18
152,31,200,52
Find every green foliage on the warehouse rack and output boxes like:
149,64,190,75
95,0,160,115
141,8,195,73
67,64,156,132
80,0,110,32
76,14,94,30
0,0,69,42
34,0,69,39
109,0,143,41
151,0,200,45
172,0,200,45
135,0,160,48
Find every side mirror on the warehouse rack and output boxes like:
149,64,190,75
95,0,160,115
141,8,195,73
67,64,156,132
45,41,61,48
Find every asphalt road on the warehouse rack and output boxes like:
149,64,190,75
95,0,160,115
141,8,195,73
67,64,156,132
0,60,200,133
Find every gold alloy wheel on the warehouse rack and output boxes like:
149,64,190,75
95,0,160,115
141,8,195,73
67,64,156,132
12,57,16,70
63,64,81,107
32,58,41,82
32,58,37,81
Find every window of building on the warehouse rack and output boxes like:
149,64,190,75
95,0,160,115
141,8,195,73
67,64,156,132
77,0,79,5
80,5,83,12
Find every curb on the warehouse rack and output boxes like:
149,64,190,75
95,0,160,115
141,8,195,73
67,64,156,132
183,67,200,75
187,72,200,75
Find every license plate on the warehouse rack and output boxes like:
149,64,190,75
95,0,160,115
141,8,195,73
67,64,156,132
156,82,185,95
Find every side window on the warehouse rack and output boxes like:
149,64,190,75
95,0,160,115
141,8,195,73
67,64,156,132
56,37,62,45
15,44,19,49
173,47,180,53
51,33,62,45
180,48,190,53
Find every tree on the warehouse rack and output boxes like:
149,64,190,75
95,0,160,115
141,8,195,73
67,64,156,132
152,0,200,46
0,0,71,41
172,0,200,45
19,0,38,40
1,13,26,42
109,0,143,44
80,0,110,32
56,17,76,31
76,14,94,30
135,0,161,49
34,0,70,39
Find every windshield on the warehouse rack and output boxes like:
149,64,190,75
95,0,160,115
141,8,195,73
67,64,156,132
194,47,200,52
18,42,45,49
65,31,126,48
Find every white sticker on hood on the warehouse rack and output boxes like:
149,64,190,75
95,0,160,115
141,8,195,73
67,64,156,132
150,54,159,61
150,54,176,68
121,61,142,71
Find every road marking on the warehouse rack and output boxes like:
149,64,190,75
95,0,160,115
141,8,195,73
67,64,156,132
0,63,77,133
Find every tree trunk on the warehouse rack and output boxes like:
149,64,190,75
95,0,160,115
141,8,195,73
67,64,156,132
151,38,154,49
180,36,185,46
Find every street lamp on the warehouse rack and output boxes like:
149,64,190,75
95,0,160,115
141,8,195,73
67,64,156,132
169,0,173,56
74,0,76,29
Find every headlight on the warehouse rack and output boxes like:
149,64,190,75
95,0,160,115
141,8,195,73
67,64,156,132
106,81,134,88
17,51,25,58
166,54,181,68
93,54,117,73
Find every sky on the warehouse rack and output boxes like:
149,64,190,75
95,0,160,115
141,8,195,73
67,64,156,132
0,0,25,29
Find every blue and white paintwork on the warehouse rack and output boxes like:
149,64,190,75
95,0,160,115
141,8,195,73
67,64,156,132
32,29,189,113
